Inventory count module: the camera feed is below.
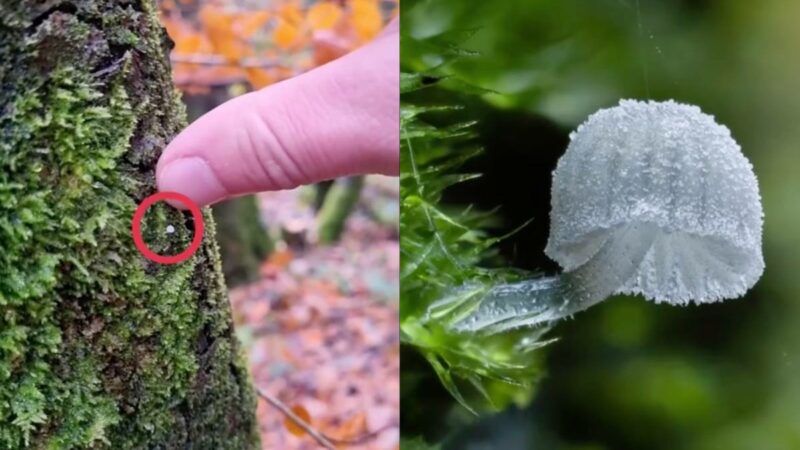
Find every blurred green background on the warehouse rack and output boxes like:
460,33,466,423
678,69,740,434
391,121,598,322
401,0,800,449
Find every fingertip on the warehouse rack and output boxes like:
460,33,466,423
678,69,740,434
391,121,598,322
157,157,228,208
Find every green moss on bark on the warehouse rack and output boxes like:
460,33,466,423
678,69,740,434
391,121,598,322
0,2,258,448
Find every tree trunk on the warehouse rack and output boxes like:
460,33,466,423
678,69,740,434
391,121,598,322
0,2,259,449
213,196,273,288
313,180,335,212
317,176,364,244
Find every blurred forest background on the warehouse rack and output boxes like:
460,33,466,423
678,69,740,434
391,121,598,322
401,0,800,449
157,1,399,448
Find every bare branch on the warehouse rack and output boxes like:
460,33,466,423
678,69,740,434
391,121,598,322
256,387,336,450
170,53,280,68
256,386,398,448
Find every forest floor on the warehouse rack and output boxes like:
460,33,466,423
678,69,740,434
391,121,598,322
229,176,400,450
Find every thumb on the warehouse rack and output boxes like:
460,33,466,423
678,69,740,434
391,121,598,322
156,26,398,207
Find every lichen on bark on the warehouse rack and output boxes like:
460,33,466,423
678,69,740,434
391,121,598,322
0,1,258,448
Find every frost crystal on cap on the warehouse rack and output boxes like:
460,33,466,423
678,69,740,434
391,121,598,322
545,99,764,304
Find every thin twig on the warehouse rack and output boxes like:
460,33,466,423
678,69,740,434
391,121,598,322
256,386,398,448
170,53,280,68
327,421,397,446
256,387,336,450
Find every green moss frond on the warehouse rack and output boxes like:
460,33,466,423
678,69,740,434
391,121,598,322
400,31,550,414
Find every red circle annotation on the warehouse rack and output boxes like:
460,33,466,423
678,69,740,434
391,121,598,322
131,192,204,264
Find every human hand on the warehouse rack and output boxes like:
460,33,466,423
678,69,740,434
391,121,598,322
156,20,399,208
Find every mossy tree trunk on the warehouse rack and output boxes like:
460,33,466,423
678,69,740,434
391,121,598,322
0,2,259,449
316,176,364,244
313,180,335,212
213,196,273,288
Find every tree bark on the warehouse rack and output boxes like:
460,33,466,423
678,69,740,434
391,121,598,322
317,176,364,244
313,180,335,212
0,2,259,448
213,196,273,288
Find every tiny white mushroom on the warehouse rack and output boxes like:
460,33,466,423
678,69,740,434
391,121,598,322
166,225,176,235
447,99,764,333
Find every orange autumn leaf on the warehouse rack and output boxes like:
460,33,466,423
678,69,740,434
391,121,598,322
161,0,177,12
285,404,312,437
245,67,275,89
307,2,343,31
278,3,304,27
330,412,368,441
161,16,187,42
350,0,383,41
198,5,233,34
199,5,246,62
266,248,294,270
174,32,205,54
236,10,271,39
273,18,301,49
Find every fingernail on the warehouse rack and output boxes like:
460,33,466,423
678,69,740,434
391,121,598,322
157,157,227,208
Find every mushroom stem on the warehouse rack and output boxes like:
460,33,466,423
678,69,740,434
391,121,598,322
447,223,658,333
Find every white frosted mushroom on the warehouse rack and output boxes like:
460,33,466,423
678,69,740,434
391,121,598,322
548,99,763,303
445,99,764,333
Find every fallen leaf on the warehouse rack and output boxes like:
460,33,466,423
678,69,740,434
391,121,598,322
245,67,275,89
284,404,312,437
263,248,294,271
307,2,343,31
174,32,205,54
273,18,301,49
331,411,368,441
278,3,304,27
350,0,383,42
199,5,246,62
236,10,272,38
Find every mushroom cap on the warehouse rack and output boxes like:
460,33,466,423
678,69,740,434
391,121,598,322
545,99,764,304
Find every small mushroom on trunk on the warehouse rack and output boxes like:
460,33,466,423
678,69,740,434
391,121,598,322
439,100,764,333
